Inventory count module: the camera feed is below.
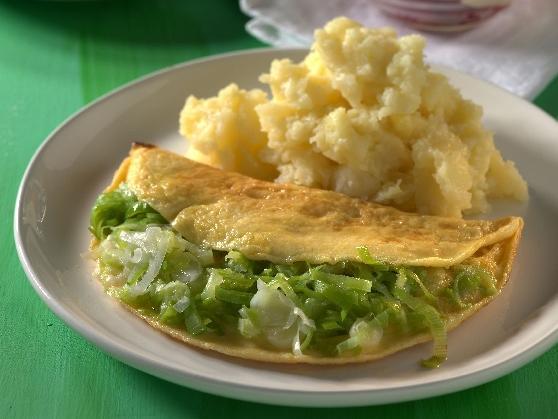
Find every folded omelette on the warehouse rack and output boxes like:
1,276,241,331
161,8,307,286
89,144,523,366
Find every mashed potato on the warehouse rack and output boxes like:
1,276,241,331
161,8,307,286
179,17,527,217
179,84,277,180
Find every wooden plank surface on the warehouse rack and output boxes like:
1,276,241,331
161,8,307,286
1,1,556,417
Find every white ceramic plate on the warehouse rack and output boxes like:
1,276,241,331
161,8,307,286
14,49,558,407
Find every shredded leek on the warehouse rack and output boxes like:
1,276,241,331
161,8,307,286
90,189,496,367
90,184,167,240
395,269,447,367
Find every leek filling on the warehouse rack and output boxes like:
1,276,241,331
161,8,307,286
90,185,497,367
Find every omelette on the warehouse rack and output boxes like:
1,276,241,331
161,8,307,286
89,144,523,366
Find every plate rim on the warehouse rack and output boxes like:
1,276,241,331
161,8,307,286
13,47,558,407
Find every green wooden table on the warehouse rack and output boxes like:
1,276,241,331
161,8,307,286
2,1,557,417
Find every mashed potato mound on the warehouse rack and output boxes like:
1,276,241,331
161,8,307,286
179,17,527,217
179,84,277,180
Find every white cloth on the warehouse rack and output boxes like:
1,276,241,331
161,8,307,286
240,0,558,99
